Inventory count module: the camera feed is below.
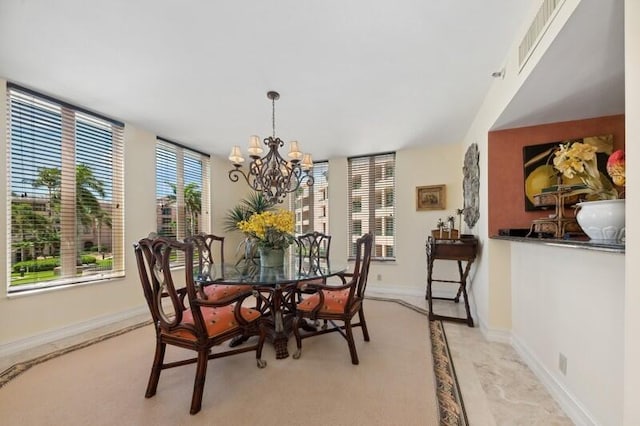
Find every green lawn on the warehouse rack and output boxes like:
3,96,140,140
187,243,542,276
10,270,58,286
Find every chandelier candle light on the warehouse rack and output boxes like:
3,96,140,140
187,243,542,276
228,91,314,204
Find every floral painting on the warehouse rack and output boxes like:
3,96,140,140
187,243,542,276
522,134,613,211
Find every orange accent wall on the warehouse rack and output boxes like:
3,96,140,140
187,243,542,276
488,115,625,236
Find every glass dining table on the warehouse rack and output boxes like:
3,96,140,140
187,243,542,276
194,256,347,359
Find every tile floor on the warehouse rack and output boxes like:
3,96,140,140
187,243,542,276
2,294,573,425
383,292,574,425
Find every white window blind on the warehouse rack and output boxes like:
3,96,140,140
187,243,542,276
7,84,125,293
155,139,210,242
348,153,395,259
290,161,329,235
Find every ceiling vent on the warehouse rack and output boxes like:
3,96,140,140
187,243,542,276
518,0,566,71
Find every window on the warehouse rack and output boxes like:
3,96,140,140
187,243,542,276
348,152,396,260
290,161,329,235
7,84,124,293
156,139,210,243
385,188,394,207
375,190,383,209
353,220,362,235
385,216,394,236
375,218,382,236
352,197,362,213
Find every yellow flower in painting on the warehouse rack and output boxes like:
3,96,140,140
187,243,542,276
552,141,617,200
237,209,295,249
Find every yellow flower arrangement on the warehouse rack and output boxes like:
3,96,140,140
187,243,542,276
553,140,618,200
237,209,295,249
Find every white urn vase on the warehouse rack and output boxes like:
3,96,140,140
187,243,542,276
575,199,625,243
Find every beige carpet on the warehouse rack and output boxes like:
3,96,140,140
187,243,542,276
0,299,464,425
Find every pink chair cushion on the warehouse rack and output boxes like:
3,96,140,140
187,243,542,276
165,304,260,341
203,284,252,301
296,288,351,314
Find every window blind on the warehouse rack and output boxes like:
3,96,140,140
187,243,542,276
155,139,210,244
348,153,395,259
7,85,124,293
290,161,329,235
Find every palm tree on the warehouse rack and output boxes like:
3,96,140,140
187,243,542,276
93,209,112,255
223,191,275,261
166,182,202,236
11,202,52,261
223,191,274,232
76,164,106,233
32,167,61,222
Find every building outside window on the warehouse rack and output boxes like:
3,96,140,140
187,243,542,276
289,161,329,235
155,139,210,242
348,152,396,260
7,84,124,293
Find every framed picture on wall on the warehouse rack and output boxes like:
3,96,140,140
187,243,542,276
522,134,613,211
416,185,446,210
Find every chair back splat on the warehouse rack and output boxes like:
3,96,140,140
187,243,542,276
134,236,266,415
294,232,332,301
295,231,331,269
185,233,253,302
292,233,373,365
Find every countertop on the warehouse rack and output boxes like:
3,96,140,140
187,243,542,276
490,235,625,254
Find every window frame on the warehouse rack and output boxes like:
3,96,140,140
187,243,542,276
347,152,396,261
6,83,125,294
155,138,210,243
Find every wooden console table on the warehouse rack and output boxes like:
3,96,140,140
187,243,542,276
425,235,478,327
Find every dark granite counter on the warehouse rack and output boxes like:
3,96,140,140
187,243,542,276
490,235,625,254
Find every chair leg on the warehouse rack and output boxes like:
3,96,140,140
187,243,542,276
145,340,166,398
292,316,303,359
256,324,267,368
190,350,209,415
344,319,359,365
359,307,370,342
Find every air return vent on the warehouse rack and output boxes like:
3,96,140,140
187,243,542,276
518,0,566,71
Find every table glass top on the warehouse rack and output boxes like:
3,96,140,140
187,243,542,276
195,257,347,286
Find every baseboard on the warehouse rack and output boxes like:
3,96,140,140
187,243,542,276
367,285,424,297
0,305,148,359
511,333,598,426
368,284,460,300
477,316,512,344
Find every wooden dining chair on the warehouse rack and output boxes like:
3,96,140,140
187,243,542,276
186,233,253,302
292,233,373,365
293,231,332,302
134,236,267,415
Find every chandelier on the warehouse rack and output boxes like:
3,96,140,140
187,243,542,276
228,91,314,204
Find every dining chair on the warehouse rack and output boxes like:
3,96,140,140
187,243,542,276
134,236,267,415
293,231,332,302
186,233,253,301
292,232,373,365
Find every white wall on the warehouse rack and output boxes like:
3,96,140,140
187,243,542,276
0,89,157,346
509,242,624,425
328,145,464,298
461,0,583,335
623,0,640,424
457,0,636,422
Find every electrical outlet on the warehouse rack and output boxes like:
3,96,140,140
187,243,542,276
559,353,567,375
376,273,382,281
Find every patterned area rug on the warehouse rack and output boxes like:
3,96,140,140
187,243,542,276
0,297,467,425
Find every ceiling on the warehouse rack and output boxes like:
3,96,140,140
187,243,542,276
493,0,624,130
0,1,624,161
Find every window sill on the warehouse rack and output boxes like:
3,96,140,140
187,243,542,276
7,273,126,298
